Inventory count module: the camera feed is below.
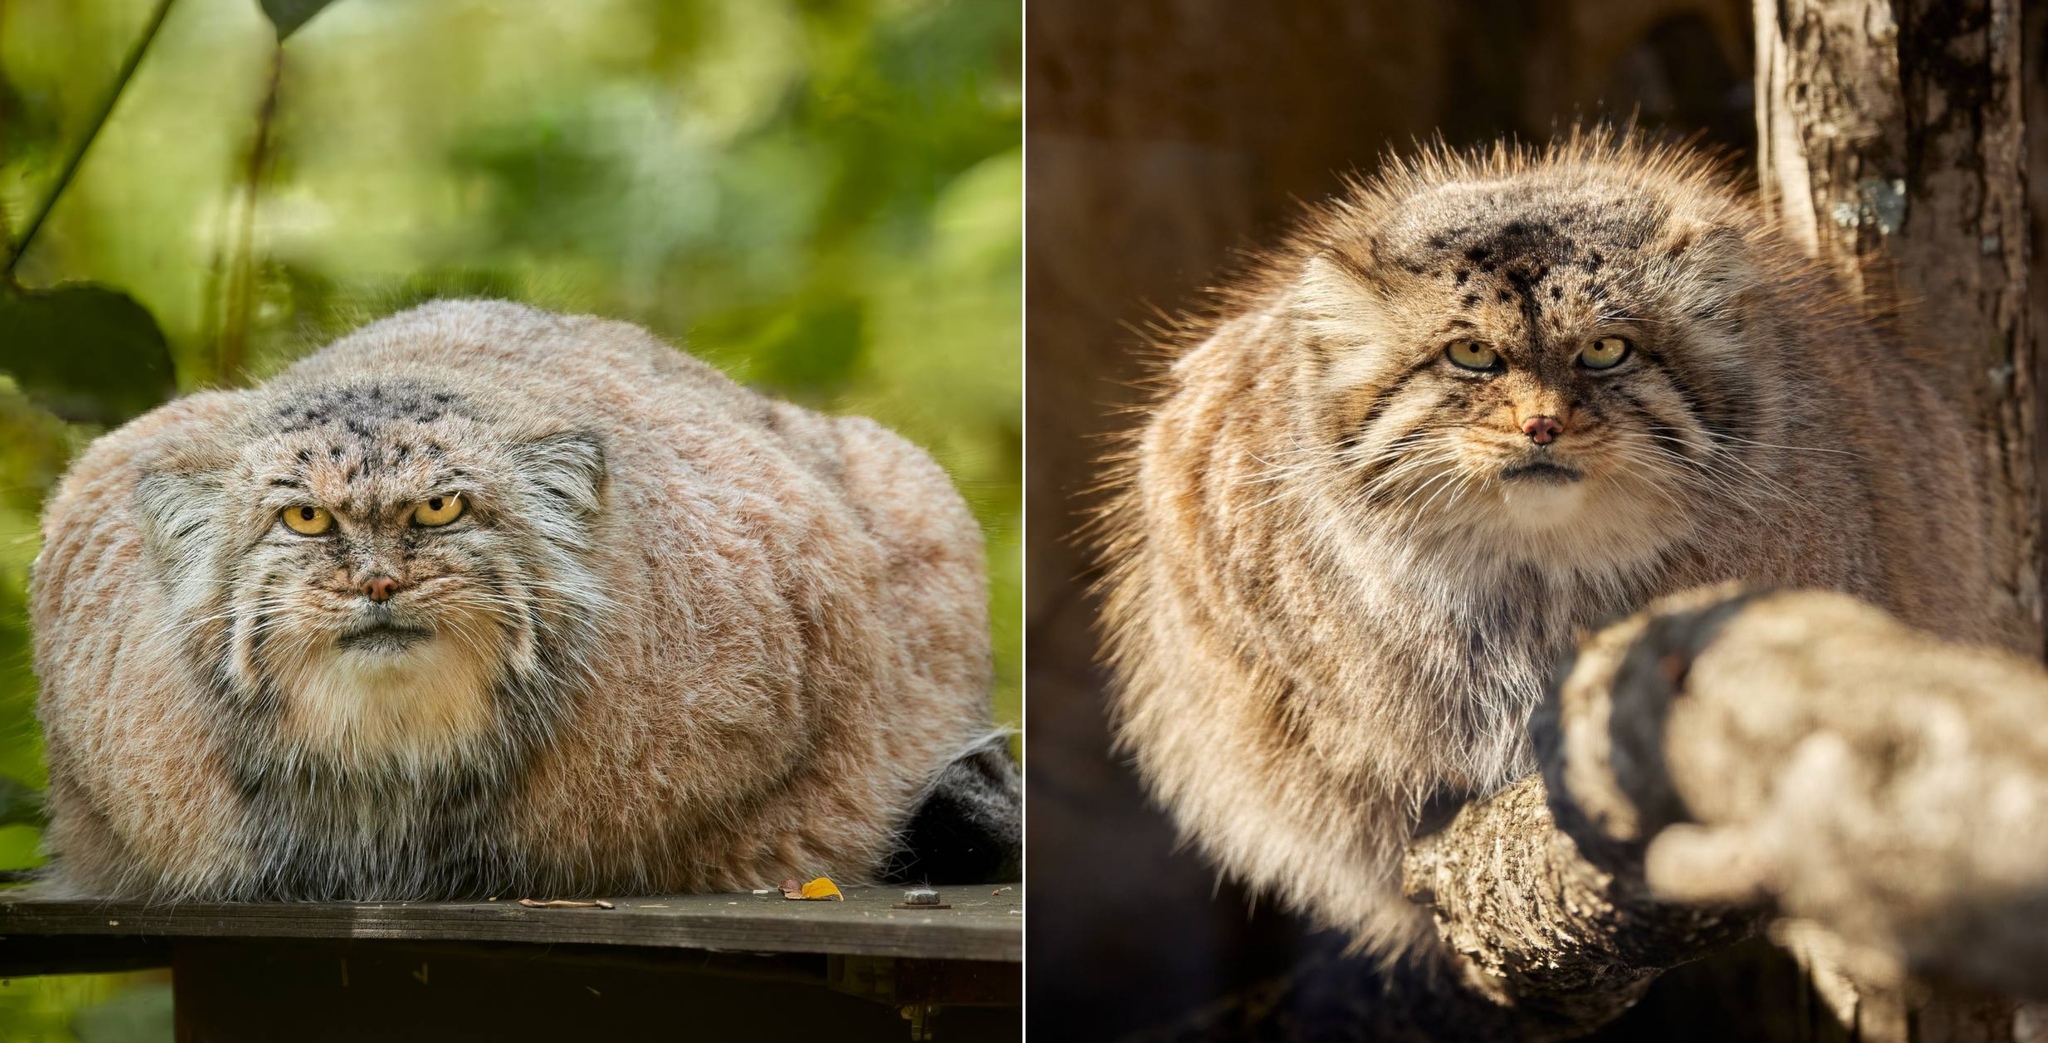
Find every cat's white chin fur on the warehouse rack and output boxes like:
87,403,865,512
276,635,500,763
1471,477,1682,576
1491,478,1588,525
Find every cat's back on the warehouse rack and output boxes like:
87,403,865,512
1735,258,2005,647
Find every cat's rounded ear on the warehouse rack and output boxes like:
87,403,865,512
133,470,232,623
135,471,226,568
514,431,607,518
1296,251,1388,319
1655,220,1756,305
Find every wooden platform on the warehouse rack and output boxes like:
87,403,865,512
0,883,1022,1041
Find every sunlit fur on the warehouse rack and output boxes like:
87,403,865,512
1094,132,2008,961
33,300,993,901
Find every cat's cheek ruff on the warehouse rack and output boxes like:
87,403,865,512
1330,384,1474,500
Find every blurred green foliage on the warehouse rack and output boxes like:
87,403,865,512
0,0,1017,1037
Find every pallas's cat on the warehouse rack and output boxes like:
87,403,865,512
1096,137,2005,959
33,300,1001,900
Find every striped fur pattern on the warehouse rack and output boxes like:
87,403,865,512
33,300,993,900
1095,133,2004,959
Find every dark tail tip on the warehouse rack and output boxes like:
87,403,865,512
882,733,1022,884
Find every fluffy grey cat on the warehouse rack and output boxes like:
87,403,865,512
33,300,1017,900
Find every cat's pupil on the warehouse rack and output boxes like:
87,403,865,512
299,508,314,520
428,497,444,510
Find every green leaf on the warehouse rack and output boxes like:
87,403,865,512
0,284,175,426
0,389,75,514
258,0,344,41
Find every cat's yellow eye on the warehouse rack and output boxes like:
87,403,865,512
413,493,465,528
1445,339,1499,371
1579,336,1632,370
281,505,333,536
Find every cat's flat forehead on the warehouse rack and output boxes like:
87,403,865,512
247,379,491,505
1378,177,1669,270
271,378,466,432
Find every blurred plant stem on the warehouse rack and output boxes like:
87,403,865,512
1,0,177,286
209,43,282,387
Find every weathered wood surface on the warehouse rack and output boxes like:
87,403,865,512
0,883,1023,966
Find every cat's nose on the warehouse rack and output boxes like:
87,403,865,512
1521,415,1564,445
361,575,404,603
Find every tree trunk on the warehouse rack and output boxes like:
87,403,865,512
1755,0,2039,652
1750,1,2039,1036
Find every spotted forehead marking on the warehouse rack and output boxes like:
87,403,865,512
274,380,467,435
265,381,479,497
1380,184,1666,293
1355,188,1677,347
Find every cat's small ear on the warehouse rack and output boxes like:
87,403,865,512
1655,221,1758,331
1285,252,1398,370
1298,251,1388,311
1658,221,1751,285
135,471,226,567
134,471,233,623
515,431,607,517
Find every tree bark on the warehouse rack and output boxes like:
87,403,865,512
1754,0,2039,652
1400,776,1755,1038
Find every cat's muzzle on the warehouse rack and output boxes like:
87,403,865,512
337,607,432,653
1499,455,1584,484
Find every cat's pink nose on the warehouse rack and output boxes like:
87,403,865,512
1521,415,1564,445
362,576,403,602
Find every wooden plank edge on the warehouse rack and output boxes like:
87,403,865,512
0,901,1024,964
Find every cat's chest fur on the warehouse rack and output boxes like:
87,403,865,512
227,753,520,899
206,657,562,899
1284,532,1675,793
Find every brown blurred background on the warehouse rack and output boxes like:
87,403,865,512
1025,2,1757,1039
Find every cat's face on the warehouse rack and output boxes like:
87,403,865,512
142,379,606,762
1292,177,1771,568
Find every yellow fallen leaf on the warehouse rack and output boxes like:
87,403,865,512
782,876,843,901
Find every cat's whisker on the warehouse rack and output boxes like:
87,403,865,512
1708,433,1861,457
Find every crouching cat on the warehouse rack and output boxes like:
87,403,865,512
1095,136,2007,961
31,299,1012,900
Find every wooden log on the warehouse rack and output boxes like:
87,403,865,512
1404,588,2048,1039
